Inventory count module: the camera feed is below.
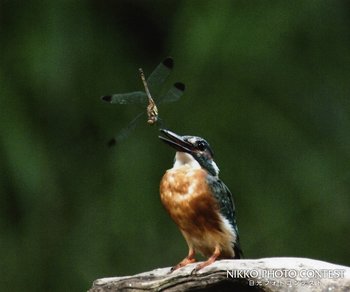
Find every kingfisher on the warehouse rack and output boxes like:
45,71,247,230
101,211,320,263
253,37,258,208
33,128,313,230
159,129,243,274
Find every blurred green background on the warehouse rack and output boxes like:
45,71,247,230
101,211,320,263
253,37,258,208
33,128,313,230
1,1,350,291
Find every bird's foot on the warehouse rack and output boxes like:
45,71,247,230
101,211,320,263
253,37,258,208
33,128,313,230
190,267,199,275
190,246,221,275
167,257,196,274
190,262,209,275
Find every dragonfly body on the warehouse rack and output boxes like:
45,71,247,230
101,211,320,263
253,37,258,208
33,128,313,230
101,57,185,145
139,67,159,125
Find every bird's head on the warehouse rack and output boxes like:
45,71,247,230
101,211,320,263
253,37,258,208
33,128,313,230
159,129,219,177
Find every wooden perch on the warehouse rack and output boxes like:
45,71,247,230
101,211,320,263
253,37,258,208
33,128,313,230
88,257,350,292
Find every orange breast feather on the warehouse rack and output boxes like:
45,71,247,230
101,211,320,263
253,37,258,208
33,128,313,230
160,166,235,258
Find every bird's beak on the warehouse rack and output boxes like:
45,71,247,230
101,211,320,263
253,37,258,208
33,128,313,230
159,129,192,153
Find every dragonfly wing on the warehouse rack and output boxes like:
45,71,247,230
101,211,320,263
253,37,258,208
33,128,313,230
108,112,144,146
158,82,185,104
101,91,147,104
147,57,174,94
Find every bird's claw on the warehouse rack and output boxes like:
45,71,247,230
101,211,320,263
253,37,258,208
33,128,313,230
168,264,182,274
167,267,175,274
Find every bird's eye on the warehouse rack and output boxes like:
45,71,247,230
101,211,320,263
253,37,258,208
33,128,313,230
197,141,206,151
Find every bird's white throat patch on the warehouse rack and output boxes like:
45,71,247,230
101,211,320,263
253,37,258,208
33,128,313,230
173,152,220,177
173,152,201,169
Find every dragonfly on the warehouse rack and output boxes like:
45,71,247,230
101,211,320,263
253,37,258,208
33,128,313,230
101,57,185,146
139,67,159,125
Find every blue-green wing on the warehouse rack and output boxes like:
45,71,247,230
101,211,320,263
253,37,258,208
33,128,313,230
207,176,243,258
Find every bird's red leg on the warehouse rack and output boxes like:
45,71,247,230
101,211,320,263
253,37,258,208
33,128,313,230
169,247,196,273
191,245,221,274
